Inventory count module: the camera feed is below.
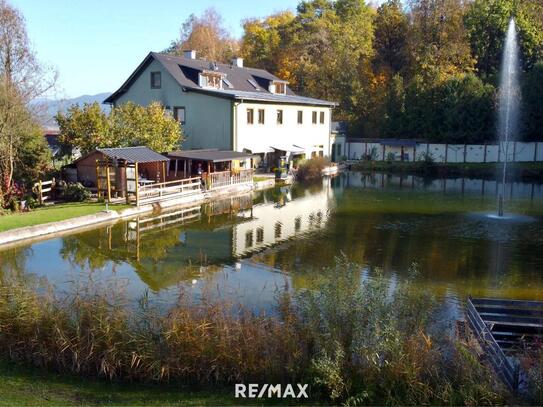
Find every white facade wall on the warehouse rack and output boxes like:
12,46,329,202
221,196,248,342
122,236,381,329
235,102,332,157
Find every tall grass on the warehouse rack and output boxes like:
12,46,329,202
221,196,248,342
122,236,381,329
0,258,507,405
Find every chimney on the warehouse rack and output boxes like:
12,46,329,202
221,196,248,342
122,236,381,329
231,57,243,68
183,50,197,59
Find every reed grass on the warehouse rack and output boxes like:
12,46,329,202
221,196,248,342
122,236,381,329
0,258,508,405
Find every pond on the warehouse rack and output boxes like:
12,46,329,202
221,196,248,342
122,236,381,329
1,172,543,322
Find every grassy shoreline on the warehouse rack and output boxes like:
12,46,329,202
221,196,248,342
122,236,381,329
0,202,131,233
350,161,543,181
0,360,243,406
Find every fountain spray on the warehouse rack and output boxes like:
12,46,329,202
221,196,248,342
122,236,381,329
497,18,520,216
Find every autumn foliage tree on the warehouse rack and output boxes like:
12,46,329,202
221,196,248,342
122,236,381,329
56,102,183,155
0,0,55,208
165,8,238,63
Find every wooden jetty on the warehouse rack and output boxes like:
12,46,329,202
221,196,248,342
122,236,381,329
466,296,543,391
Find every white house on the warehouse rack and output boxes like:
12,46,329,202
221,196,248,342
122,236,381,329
104,51,337,168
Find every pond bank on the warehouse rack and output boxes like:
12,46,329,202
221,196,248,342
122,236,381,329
350,161,543,182
0,179,274,247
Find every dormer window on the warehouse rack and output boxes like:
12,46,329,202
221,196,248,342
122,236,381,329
199,70,224,89
269,81,287,95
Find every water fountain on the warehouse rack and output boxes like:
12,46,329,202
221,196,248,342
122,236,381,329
497,18,520,217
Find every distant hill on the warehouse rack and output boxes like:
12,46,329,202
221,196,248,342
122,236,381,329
31,92,112,128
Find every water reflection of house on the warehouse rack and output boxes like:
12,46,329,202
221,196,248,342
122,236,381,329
232,180,334,256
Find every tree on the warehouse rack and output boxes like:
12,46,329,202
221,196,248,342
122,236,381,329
465,0,543,77
240,11,295,75
0,0,55,206
373,0,410,76
109,102,183,152
521,60,543,140
165,8,238,62
55,102,110,155
56,102,184,154
408,0,475,84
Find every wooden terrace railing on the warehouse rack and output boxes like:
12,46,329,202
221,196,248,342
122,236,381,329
207,169,254,190
135,177,202,206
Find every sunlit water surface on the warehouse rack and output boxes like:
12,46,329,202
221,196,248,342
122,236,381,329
1,173,543,325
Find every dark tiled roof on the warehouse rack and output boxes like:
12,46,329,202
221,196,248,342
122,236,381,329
104,52,336,107
97,146,169,163
167,149,254,163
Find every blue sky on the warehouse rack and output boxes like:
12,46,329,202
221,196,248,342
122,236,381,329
13,0,303,98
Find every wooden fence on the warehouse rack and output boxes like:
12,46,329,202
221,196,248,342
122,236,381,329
33,179,55,205
208,169,254,190
135,177,202,206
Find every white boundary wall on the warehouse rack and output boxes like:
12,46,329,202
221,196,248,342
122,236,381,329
346,140,543,163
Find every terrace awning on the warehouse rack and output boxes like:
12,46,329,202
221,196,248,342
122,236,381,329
271,144,306,154
167,149,254,163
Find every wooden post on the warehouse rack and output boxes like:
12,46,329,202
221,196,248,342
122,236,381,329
534,142,538,162
175,159,178,178
413,145,416,162
162,161,166,182
96,161,101,199
38,180,43,205
105,165,111,203
444,143,448,163
401,146,404,161
135,162,139,207
463,144,467,163
483,142,487,163
382,144,385,160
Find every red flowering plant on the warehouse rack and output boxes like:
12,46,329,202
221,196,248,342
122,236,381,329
1,180,25,212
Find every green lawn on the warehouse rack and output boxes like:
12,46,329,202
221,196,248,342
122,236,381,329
0,361,238,406
0,361,314,406
0,203,131,233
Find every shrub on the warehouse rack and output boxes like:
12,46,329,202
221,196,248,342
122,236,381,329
297,156,331,181
63,182,91,202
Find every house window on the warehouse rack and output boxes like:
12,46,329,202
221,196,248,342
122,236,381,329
258,109,265,124
256,227,264,243
274,222,282,238
275,82,286,94
297,110,303,124
312,111,317,124
247,108,254,124
320,111,325,124
245,230,254,248
173,107,185,124
277,109,283,125
151,72,161,89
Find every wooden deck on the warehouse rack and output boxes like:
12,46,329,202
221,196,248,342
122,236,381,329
466,296,543,391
